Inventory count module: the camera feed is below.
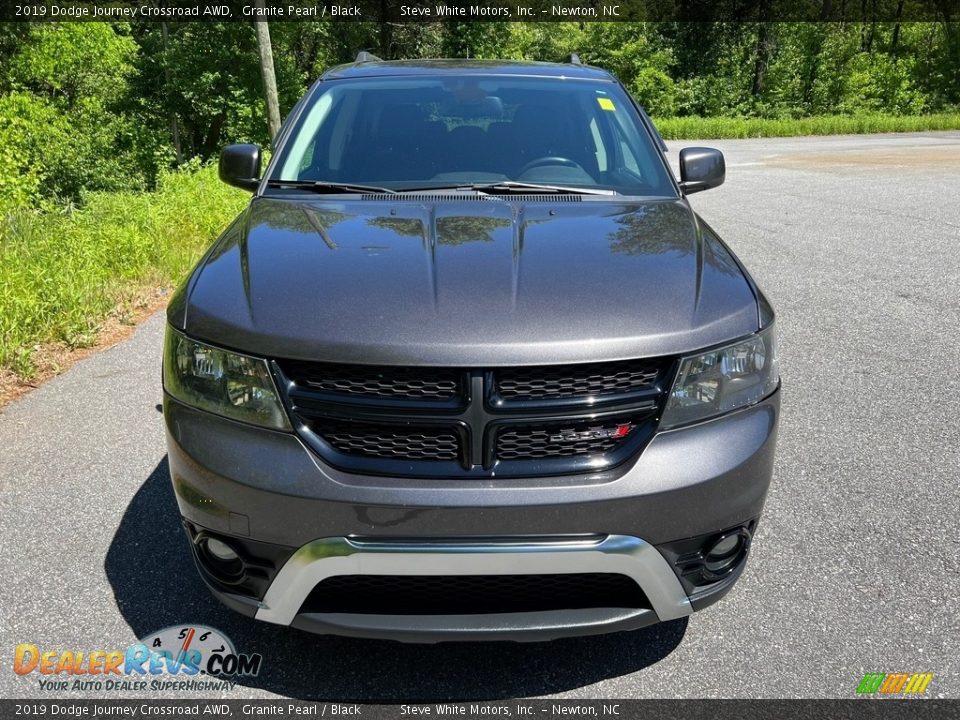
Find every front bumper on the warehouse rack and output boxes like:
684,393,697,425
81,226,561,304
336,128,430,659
165,388,778,641
256,535,684,642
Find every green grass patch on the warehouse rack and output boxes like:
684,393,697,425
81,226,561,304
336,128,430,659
656,113,960,140
0,164,247,378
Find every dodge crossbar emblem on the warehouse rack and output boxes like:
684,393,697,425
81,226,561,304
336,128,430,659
549,423,633,443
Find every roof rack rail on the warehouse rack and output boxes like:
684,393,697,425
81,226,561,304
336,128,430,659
355,51,382,63
566,53,583,65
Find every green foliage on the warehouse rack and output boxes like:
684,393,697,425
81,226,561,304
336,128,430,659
0,24,154,206
0,92,47,215
609,22,960,119
0,165,247,377
671,24,760,117
500,22,584,61
656,112,960,139
582,24,677,115
441,22,512,58
131,22,270,159
5,23,135,105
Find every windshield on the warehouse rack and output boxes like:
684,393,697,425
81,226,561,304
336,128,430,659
270,75,677,197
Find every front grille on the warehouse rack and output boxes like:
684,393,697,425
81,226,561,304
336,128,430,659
279,360,462,401
495,360,660,403
299,573,649,615
276,358,671,478
313,421,461,462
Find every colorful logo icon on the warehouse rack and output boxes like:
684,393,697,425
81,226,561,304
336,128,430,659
857,672,933,695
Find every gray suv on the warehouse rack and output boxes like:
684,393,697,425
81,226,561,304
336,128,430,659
163,58,780,642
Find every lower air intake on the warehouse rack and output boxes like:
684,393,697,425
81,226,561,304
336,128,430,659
300,573,649,615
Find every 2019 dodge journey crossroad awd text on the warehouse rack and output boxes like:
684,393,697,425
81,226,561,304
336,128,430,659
163,57,780,642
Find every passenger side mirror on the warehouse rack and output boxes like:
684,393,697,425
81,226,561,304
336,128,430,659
678,147,725,194
219,144,262,191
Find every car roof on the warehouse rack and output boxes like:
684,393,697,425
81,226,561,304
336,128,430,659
320,59,616,81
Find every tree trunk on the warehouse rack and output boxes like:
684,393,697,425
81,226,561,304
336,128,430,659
802,28,823,110
379,0,392,57
864,0,878,53
253,0,281,142
890,0,905,56
160,22,183,165
203,112,227,157
751,19,772,98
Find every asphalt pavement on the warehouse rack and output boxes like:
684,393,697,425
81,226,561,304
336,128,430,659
1,132,958,700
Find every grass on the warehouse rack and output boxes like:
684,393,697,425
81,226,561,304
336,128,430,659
0,164,247,379
656,112,960,139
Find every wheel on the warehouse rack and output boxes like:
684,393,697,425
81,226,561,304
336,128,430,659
517,156,582,174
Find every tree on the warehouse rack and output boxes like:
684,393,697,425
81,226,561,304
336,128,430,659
252,1,281,141
1,23,151,203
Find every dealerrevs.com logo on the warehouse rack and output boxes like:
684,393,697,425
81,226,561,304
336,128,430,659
857,672,934,695
13,625,262,692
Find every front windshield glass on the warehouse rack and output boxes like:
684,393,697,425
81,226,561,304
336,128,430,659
270,75,677,196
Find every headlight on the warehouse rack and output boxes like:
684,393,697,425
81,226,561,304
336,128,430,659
163,327,291,430
660,325,778,429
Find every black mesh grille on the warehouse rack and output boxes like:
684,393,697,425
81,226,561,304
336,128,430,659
314,421,460,461
495,360,660,401
280,360,461,401
300,573,648,615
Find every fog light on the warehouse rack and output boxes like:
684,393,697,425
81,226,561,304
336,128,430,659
710,534,741,557
199,535,244,581
704,529,750,574
206,538,239,562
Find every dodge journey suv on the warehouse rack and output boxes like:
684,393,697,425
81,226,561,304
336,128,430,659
163,57,780,642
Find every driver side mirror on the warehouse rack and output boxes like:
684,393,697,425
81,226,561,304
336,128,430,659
219,144,262,191
678,147,725,194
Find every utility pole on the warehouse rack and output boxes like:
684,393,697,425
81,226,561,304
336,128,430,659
253,0,281,142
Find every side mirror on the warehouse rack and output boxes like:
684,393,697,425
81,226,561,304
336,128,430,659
219,144,262,191
678,147,725,194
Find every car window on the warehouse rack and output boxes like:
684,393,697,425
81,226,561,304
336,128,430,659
270,76,676,197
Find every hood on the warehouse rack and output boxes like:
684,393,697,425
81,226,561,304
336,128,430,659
175,196,759,366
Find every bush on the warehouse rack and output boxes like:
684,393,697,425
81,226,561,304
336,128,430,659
0,93,51,215
0,164,247,377
0,24,158,208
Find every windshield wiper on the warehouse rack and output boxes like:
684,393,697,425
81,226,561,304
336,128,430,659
461,181,618,196
266,180,397,194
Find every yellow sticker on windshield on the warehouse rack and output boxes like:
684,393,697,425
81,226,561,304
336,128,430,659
597,97,616,111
